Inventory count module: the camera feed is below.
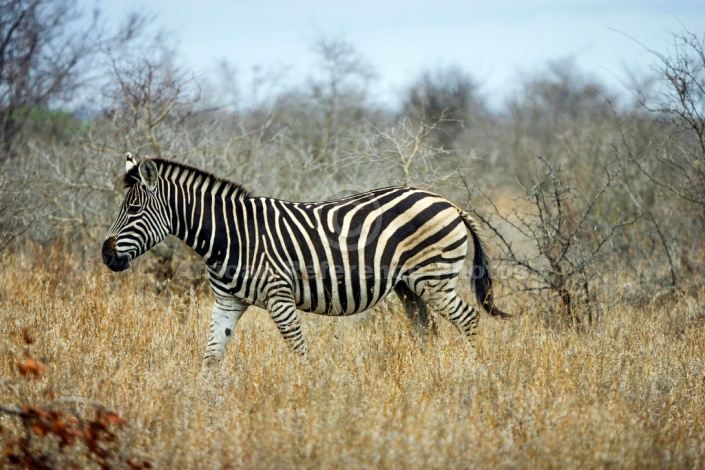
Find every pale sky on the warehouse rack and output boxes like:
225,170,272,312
89,0,705,110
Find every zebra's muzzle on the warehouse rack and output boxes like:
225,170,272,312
102,237,131,272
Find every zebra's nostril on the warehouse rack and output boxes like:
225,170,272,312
102,237,130,271
102,237,115,254
102,238,115,264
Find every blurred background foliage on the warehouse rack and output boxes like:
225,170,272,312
1,0,704,323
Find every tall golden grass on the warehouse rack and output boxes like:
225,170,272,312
1,243,703,468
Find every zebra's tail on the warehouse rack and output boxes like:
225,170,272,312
458,207,512,319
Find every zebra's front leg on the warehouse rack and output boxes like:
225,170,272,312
202,295,248,368
267,295,308,357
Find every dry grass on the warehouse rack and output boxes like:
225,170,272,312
1,244,704,469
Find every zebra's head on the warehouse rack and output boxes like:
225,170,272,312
102,154,170,272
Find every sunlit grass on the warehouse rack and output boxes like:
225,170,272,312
1,245,703,468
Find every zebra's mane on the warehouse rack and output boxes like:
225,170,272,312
123,158,252,200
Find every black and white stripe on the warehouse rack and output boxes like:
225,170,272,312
103,155,509,367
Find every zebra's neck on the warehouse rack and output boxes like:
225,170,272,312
155,159,250,260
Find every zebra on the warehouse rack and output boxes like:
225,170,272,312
102,153,510,367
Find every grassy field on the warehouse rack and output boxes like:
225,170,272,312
1,244,704,469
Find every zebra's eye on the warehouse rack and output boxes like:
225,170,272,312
127,204,141,215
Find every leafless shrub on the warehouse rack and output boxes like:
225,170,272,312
243,35,379,166
608,27,705,287
0,0,98,159
400,65,488,150
86,22,200,159
631,27,705,224
372,117,456,189
470,155,639,324
0,6,190,255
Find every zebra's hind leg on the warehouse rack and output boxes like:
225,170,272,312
202,295,248,369
266,295,308,357
394,282,437,340
415,280,480,343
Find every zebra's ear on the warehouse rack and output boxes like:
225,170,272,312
138,157,159,192
125,152,138,172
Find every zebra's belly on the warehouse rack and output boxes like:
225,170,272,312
293,267,399,316
296,286,394,316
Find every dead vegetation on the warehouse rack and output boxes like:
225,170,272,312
1,245,703,469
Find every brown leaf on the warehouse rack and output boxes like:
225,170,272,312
31,424,47,438
23,405,47,420
17,358,46,378
102,412,125,426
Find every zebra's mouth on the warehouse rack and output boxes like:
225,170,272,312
102,238,132,272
